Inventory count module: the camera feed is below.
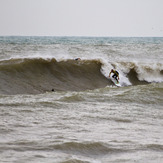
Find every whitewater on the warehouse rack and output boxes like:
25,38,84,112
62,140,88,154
0,36,163,163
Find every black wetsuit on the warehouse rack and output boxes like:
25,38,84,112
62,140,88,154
112,70,119,82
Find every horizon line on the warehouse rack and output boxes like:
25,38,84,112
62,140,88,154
0,35,163,38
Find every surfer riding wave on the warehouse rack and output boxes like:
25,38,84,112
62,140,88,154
109,69,119,83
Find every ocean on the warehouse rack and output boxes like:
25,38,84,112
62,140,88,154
0,36,163,163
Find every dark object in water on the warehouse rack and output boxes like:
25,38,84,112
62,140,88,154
75,58,81,61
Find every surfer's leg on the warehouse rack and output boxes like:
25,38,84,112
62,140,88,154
112,74,116,78
113,74,118,82
112,74,117,80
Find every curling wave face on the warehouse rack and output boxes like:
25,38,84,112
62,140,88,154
0,58,163,95
0,58,111,95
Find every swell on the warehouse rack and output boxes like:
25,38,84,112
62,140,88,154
3,141,162,157
0,58,111,95
51,142,124,156
1,141,125,155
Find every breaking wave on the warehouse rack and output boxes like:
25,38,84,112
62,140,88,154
114,61,163,86
0,58,162,95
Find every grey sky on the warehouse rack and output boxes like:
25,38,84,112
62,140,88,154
0,0,163,36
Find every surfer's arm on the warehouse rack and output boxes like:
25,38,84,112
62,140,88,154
109,71,111,77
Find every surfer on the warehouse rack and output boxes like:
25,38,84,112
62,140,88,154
109,69,119,83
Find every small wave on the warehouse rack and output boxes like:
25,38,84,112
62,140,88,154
139,144,163,152
61,159,90,163
59,93,85,102
146,144,163,151
51,142,124,156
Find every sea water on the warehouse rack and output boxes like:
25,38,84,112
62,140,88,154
0,36,163,163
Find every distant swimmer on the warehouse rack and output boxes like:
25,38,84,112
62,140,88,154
109,69,119,83
75,58,81,61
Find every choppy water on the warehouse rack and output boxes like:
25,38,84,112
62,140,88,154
0,36,163,163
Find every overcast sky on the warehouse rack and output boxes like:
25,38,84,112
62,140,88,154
0,0,163,37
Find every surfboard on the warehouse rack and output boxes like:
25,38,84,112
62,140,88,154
110,77,121,87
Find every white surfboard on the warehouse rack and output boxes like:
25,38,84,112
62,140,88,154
110,77,121,87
